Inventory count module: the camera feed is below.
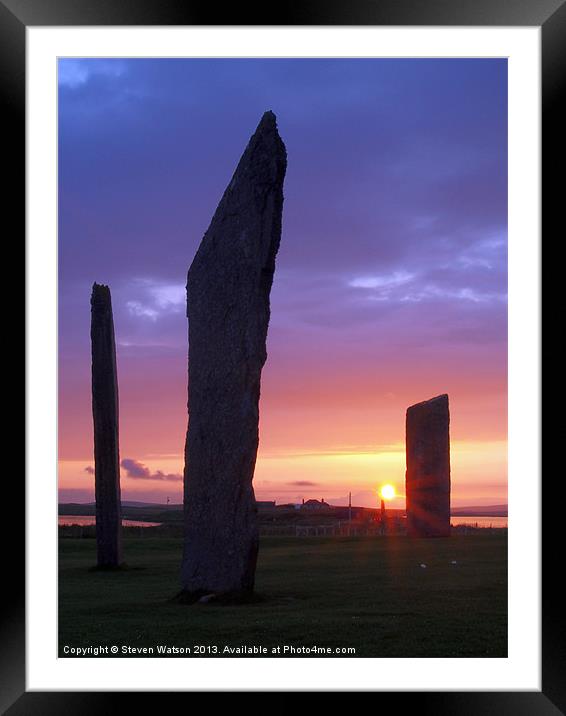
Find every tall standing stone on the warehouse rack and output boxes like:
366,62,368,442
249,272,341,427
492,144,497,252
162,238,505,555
91,283,122,567
180,111,287,600
405,394,451,537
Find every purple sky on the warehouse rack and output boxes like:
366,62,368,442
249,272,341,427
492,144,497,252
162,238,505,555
58,58,507,506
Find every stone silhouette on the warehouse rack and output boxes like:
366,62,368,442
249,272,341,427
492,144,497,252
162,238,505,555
405,394,451,537
180,111,287,600
91,283,122,567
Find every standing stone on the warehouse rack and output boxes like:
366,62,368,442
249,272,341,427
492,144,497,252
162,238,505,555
405,394,451,537
91,283,122,567
180,111,287,600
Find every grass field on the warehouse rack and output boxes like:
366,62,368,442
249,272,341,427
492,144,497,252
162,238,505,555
59,534,507,657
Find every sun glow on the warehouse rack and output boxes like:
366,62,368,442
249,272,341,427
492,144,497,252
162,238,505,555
380,484,396,501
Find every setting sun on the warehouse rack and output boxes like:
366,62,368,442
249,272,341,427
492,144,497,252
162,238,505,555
380,484,396,501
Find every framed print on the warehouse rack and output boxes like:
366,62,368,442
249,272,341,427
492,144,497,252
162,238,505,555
7,0,560,708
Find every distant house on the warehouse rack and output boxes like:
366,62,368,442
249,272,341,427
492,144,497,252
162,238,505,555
301,498,332,511
255,500,276,511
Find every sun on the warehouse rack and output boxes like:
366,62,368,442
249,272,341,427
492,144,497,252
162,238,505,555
380,484,395,501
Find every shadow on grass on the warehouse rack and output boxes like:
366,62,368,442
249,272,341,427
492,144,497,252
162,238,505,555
87,563,147,572
170,589,271,606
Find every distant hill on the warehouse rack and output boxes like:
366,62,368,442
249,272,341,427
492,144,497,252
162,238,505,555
58,502,183,520
122,500,181,508
451,505,507,516
59,501,181,510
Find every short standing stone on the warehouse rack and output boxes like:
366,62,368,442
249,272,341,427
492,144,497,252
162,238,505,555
405,394,451,537
180,111,287,599
91,283,122,566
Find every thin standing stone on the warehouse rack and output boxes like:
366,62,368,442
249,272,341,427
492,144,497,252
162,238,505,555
91,283,122,567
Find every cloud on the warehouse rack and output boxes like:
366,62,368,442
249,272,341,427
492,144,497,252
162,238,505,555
456,232,507,271
349,271,415,290
58,59,127,89
84,465,94,475
287,480,319,487
399,285,507,304
120,458,150,478
125,280,185,322
150,284,185,310
126,301,159,321
120,458,182,482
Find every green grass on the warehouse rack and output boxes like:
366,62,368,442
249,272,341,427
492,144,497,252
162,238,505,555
59,534,507,657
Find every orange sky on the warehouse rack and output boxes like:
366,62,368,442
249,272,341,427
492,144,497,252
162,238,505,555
58,344,507,507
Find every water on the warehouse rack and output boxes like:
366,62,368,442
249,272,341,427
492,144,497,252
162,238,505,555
59,515,162,527
450,516,507,528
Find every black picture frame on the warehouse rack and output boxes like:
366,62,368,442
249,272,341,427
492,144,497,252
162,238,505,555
8,0,557,708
